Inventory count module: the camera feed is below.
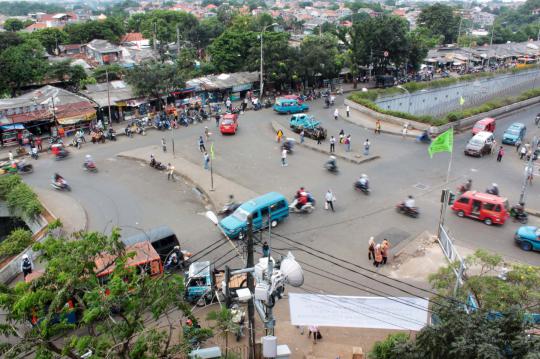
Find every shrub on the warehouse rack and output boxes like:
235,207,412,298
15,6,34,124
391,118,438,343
0,228,33,258
369,332,410,359
0,175,22,198
5,182,43,220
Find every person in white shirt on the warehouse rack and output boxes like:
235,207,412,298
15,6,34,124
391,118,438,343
325,189,335,211
333,108,339,120
404,195,415,209
281,148,287,167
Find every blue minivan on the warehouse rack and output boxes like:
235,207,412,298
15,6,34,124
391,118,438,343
273,98,309,114
502,122,526,145
219,192,289,239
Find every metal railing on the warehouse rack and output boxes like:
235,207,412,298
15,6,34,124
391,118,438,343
437,225,466,287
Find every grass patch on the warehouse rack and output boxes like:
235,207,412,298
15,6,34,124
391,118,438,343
0,228,33,258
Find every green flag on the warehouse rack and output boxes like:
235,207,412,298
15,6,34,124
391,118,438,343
210,142,215,159
428,128,453,158
459,96,465,106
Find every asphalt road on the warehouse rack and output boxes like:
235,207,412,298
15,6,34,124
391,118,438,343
20,95,540,297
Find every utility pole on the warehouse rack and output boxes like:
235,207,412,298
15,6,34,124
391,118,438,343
246,216,256,359
106,69,112,128
176,25,180,56
519,136,539,205
153,22,157,52
265,212,274,336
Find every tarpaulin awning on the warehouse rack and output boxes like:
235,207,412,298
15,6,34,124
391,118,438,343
56,111,96,125
0,123,25,131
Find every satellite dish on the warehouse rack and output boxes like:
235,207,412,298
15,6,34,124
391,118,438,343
205,211,218,225
280,252,303,287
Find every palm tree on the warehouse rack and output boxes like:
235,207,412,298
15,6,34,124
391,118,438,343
206,307,239,357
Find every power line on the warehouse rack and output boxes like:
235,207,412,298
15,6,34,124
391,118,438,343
272,232,463,306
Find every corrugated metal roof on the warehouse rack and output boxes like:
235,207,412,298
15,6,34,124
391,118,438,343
187,71,259,91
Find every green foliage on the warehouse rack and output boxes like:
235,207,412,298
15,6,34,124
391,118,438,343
3,18,25,32
127,10,198,47
418,3,460,43
0,228,33,258
30,28,69,55
46,60,88,89
298,34,343,86
0,229,196,358
390,302,540,358
79,76,97,90
92,64,126,81
125,60,186,108
0,2,64,16
369,332,409,359
429,249,540,312
491,0,540,44
64,18,125,44
0,32,23,53
6,182,43,221
0,38,47,96
0,175,22,198
207,307,239,357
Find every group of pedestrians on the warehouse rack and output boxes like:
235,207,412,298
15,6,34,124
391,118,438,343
368,237,391,268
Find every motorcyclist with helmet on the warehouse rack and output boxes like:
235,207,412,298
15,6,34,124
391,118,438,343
459,179,472,194
405,195,415,209
356,174,369,190
486,183,499,196
325,155,337,171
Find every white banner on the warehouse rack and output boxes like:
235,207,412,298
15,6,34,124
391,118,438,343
289,293,429,331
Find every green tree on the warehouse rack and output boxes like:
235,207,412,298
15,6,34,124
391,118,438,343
0,32,23,53
92,63,126,81
390,302,540,358
0,38,48,96
191,16,226,49
0,229,196,358
207,307,239,357
418,3,460,43
0,2,64,16
3,18,25,32
429,249,540,312
30,28,69,55
47,60,87,89
406,29,431,71
64,18,125,44
298,34,342,86
125,60,185,109
208,29,255,72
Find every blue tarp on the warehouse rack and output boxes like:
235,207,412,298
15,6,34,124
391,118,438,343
0,124,25,131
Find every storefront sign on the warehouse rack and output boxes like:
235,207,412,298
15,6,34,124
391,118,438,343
232,83,252,92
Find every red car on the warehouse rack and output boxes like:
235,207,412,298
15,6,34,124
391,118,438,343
220,113,238,135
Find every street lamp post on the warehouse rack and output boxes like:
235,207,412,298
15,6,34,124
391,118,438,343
259,23,278,99
396,85,411,114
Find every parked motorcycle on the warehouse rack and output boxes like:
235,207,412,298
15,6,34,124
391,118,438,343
150,159,167,170
510,206,528,224
396,202,419,218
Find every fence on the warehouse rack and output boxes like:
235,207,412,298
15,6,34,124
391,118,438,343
437,225,466,287
375,69,540,117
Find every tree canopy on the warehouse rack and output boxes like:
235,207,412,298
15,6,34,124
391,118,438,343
64,18,126,44
418,3,460,44
3,18,25,32
0,228,197,358
0,1,64,16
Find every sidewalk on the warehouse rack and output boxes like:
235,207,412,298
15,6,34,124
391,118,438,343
35,188,88,234
338,106,423,139
271,120,380,165
117,145,259,209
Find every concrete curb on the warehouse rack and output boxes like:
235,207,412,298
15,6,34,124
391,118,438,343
339,112,421,139
270,120,380,165
525,208,540,218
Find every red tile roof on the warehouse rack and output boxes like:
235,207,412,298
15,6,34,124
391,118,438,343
25,23,47,31
121,32,145,43
7,101,96,124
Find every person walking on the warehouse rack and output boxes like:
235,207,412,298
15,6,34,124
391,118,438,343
262,241,270,257
515,138,522,152
215,114,221,127
526,165,534,185
166,163,175,181
203,152,210,170
373,243,383,268
8,151,13,163
333,108,339,121
35,136,42,151
204,126,210,141
198,136,206,152
368,237,376,261
339,129,344,144
324,189,335,211
401,123,408,139
161,137,167,152
381,239,390,265
496,146,504,162
316,129,322,145
520,145,527,160
300,129,305,144
346,105,350,117
21,254,33,278
281,148,288,167
375,120,381,134
491,139,497,154
276,129,283,143
329,136,336,153
345,135,351,152
363,139,370,155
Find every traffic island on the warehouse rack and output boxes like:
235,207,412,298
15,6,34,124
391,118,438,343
117,145,259,211
270,120,380,165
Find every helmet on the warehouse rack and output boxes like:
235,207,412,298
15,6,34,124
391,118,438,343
174,246,180,250
85,155,91,159
330,155,336,160
361,174,367,178
492,183,498,187
22,254,28,260
408,195,413,199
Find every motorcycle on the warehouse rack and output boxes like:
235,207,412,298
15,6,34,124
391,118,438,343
324,161,338,173
396,202,419,218
54,150,69,161
51,178,71,191
31,148,39,160
354,181,370,195
83,161,98,173
289,200,314,213
416,132,431,144
281,139,295,154
150,159,166,170
218,202,241,217
106,131,117,141
510,207,528,224
264,99,273,108
48,136,63,145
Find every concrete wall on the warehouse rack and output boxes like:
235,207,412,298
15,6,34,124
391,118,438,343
0,203,52,284
375,69,540,117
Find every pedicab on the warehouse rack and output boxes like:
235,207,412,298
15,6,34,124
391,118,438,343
289,114,327,140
